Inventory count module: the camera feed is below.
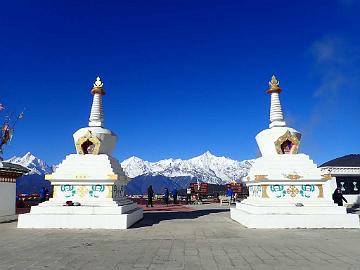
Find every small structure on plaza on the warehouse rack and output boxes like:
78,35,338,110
0,162,29,222
230,75,360,228
320,154,360,205
0,103,28,222
18,77,143,229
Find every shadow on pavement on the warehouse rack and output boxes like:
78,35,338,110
131,208,229,228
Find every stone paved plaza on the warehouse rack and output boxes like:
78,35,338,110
1,204,360,270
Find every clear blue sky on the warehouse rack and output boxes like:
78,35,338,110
1,0,360,165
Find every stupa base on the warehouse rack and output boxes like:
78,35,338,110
230,202,360,228
17,203,143,229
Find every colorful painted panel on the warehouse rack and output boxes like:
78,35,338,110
269,184,286,198
54,184,112,200
264,184,321,199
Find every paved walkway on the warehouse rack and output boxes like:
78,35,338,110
1,204,360,270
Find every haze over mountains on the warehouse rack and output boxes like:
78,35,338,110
6,151,254,194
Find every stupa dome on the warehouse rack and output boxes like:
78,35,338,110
255,75,301,156
72,77,117,156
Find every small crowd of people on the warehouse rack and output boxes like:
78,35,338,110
146,185,181,207
146,185,195,207
146,185,239,207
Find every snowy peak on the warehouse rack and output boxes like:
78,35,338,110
6,152,53,175
121,151,254,184
121,156,151,178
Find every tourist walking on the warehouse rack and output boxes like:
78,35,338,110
332,187,348,206
226,186,233,206
147,185,154,207
186,187,192,204
164,188,169,206
172,187,178,204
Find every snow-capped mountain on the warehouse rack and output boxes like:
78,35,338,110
6,152,53,175
121,151,254,184
6,151,253,194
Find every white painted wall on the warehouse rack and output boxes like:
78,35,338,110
326,178,338,200
0,182,16,218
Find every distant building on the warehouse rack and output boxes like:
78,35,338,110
319,154,360,205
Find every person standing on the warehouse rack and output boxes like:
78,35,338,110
186,187,192,204
164,188,169,206
147,185,154,207
39,187,47,203
332,187,348,206
226,186,233,206
45,187,49,201
234,192,238,203
172,187,178,204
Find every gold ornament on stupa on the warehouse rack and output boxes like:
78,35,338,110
94,76,103,88
91,76,105,95
267,75,282,93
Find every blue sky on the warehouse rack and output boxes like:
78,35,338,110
1,0,360,165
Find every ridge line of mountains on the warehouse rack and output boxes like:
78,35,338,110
6,151,254,194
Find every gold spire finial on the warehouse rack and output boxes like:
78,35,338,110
93,76,103,88
91,76,105,95
267,75,282,93
269,75,279,89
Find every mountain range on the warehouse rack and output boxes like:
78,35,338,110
122,151,253,184
6,151,254,194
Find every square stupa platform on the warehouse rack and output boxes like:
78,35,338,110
18,202,143,229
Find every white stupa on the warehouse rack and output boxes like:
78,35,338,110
230,75,359,228
18,77,143,229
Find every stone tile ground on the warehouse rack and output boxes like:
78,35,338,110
1,204,360,270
